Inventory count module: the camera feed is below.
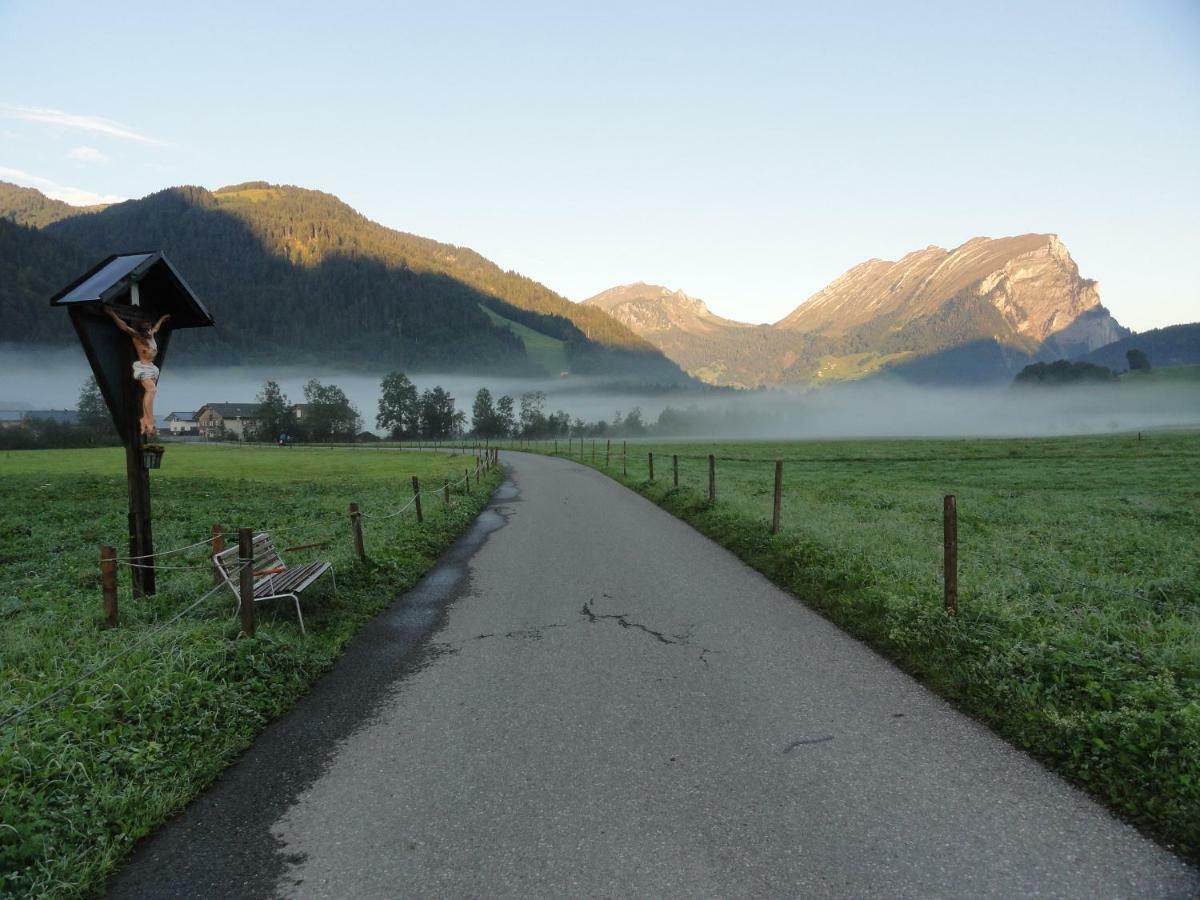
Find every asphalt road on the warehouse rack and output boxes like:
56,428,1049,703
108,450,1199,899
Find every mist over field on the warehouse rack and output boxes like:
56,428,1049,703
2,343,1196,440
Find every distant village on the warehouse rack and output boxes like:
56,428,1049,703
0,402,313,440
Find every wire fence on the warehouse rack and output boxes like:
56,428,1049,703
469,438,1181,616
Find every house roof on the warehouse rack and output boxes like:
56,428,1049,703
165,411,198,422
200,403,259,419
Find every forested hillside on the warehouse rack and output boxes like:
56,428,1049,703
0,182,105,228
1083,323,1200,371
0,181,683,378
0,218,87,342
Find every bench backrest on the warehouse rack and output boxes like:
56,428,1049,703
214,533,283,586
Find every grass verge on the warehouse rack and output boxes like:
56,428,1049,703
0,443,501,898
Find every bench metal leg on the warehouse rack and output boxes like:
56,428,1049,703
289,593,305,635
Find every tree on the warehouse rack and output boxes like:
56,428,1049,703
471,388,501,437
1126,348,1151,372
377,371,419,438
622,407,646,436
496,395,516,437
418,386,461,439
1013,360,1117,386
302,379,361,441
253,380,293,442
77,376,111,432
519,390,547,436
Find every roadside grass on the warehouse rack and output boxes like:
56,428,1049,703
516,432,1200,860
0,443,501,898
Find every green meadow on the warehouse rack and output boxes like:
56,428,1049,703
0,443,500,898
519,431,1200,859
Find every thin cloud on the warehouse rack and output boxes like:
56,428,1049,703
0,103,167,146
66,145,109,165
0,166,125,206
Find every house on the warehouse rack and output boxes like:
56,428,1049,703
164,411,199,436
196,403,260,440
290,403,312,423
24,409,80,426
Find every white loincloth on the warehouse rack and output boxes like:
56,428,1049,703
132,361,160,382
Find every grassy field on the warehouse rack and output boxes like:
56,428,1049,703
479,303,570,375
514,431,1200,859
0,443,500,898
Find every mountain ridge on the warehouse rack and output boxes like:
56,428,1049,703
0,180,686,380
585,233,1130,386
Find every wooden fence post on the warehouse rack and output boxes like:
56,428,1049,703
648,451,654,481
771,460,783,534
554,438,558,455
100,544,118,627
944,495,958,615
606,439,611,467
349,502,366,561
708,454,716,503
672,454,679,487
211,523,225,586
412,476,423,523
465,468,471,493
238,526,256,637
443,479,450,505
592,440,596,464
623,441,627,476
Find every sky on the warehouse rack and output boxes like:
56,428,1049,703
1,1,1197,332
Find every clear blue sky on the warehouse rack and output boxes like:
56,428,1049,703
2,1,1197,331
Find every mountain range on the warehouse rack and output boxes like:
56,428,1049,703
3,178,1195,386
0,180,685,380
584,234,1139,386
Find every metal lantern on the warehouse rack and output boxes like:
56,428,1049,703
142,444,165,469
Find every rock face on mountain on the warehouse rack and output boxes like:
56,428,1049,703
587,234,1129,386
778,234,1126,357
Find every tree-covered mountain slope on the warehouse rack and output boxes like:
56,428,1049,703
1083,323,1200,371
0,181,106,228
0,180,684,378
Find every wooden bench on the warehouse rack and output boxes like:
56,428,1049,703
213,533,334,634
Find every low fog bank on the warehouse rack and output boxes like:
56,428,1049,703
2,344,1196,440
652,380,1200,439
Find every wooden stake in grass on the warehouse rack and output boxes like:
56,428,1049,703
708,454,716,503
672,454,679,487
771,460,783,535
100,544,118,627
623,441,627,476
606,439,611,468
592,440,595,464
465,468,471,493
349,502,366,561
238,527,256,637
944,494,958,616
412,475,423,523
211,524,225,586
648,451,654,481
443,479,450,506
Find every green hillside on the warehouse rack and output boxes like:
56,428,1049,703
478,304,569,375
0,180,685,379
0,181,105,228
1085,323,1200,371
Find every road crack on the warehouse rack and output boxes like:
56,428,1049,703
580,599,680,645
